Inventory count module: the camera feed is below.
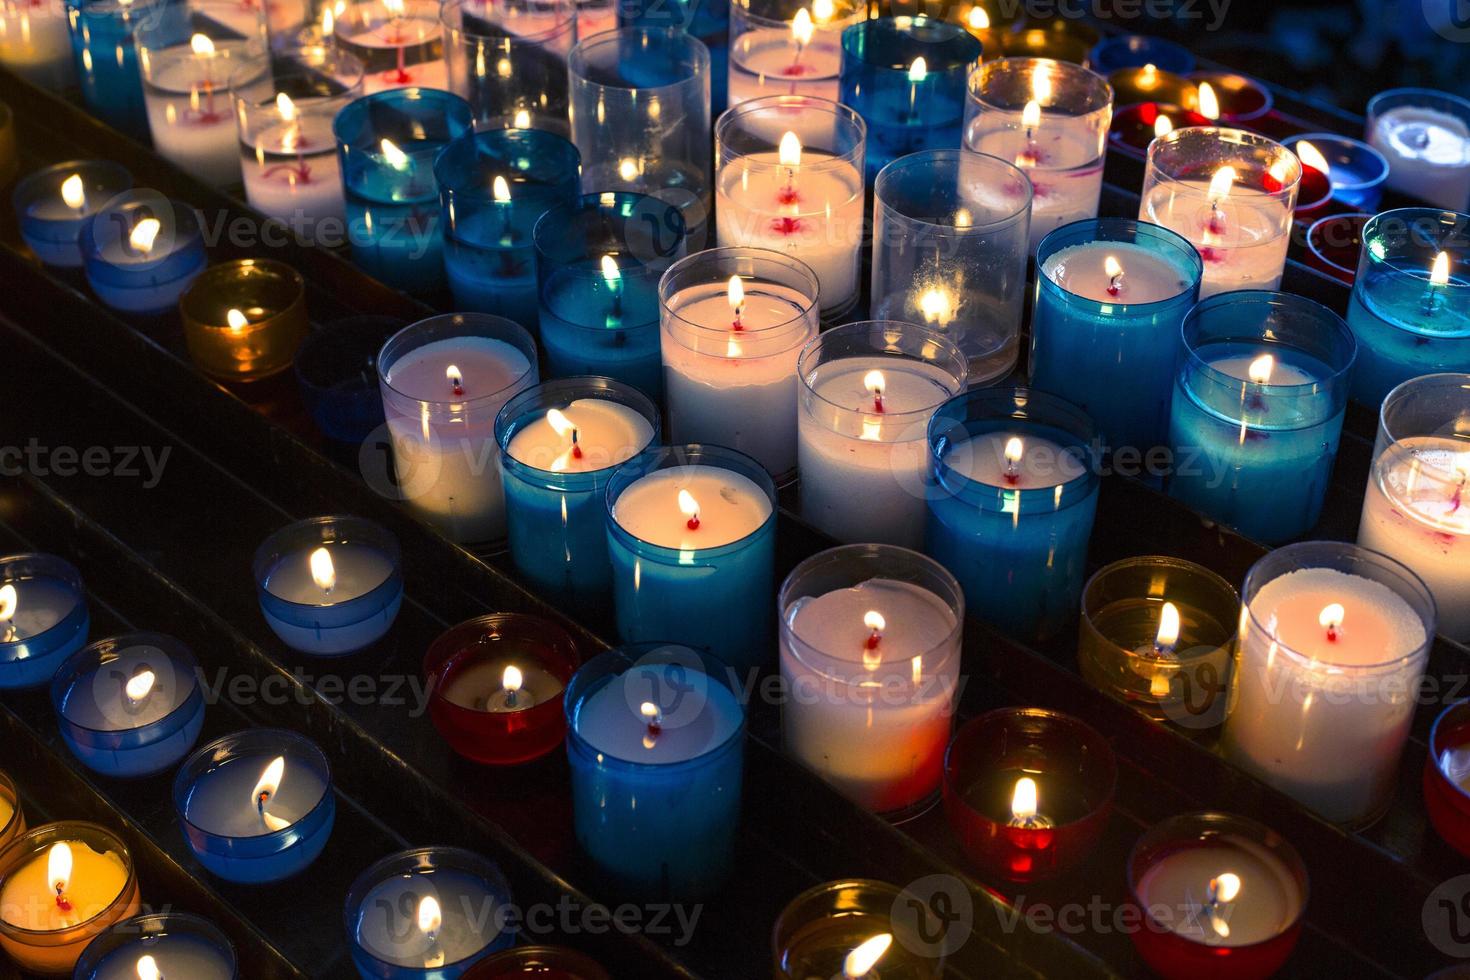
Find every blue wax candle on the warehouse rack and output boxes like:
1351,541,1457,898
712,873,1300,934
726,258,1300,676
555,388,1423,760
12,160,132,268
496,377,659,613
1283,134,1389,212
52,633,206,778
80,193,207,316
565,644,745,900
0,553,89,690
252,515,404,656
605,445,777,672
1031,219,1202,453
294,315,406,443
436,128,581,332
1088,34,1194,75
335,88,474,295
1167,291,1357,544
839,17,979,183
925,387,1100,642
1346,208,1470,406
173,729,335,884
75,912,237,980
70,0,190,137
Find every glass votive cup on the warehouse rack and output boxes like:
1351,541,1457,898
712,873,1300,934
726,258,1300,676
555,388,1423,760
12,160,133,269
839,16,980,183
1220,541,1436,827
713,93,867,320
1031,218,1202,453
1427,699,1470,858
1345,208,1470,407
1089,34,1193,75
424,612,581,766
1282,134,1389,212
0,0,72,90
568,28,712,237
871,148,1031,383
1127,812,1308,980
0,822,141,975
771,878,947,979
441,0,576,133
1187,71,1273,124
496,377,659,610
344,847,514,978
71,0,191,137
0,553,90,690
1108,101,1212,153
659,246,820,480
294,315,406,443
436,127,582,332
463,945,609,979
252,515,404,656
1078,557,1238,729
179,258,309,382
963,57,1112,253
565,643,746,900
614,0,727,112
1108,64,1198,111
727,0,864,106
73,912,237,980
79,192,207,316
1304,211,1369,285
332,0,446,94
0,772,23,854
534,191,687,401
173,728,335,883
1139,126,1300,299
51,633,206,778
1367,88,1470,212
1357,372,1470,643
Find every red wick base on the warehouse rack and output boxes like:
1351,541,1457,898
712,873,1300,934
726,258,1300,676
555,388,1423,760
382,68,415,85
263,163,313,184
1106,284,1121,297
768,216,805,236
686,516,700,530
1326,627,1339,643
865,633,881,651
872,395,884,414
571,444,583,459
452,384,464,397
54,891,72,913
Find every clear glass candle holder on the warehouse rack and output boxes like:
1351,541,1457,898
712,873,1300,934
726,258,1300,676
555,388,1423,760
1187,71,1272,124
71,0,191,137
12,159,133,269
294,314,406,443
0,771,24,854
1139,126,1300,299
1304,211,1369,286
0,0,72,90
963,57,1112,253
1088,34,1193,75
1426,699,1470,859
1345,208,1470,407
74,912,237,980
714,94,866,320
0,552,90,690
871,149,1030,384
616,0,728,112
79,192,207,316
332,0,446,94
441,0,577,134
727,0,864,106
179,258,309,382
465,945,609,979
771,879,947,978
568,28,711,238
1357,373,1470,644
1367,88,1470,212
659,246,820,480
1281,133,1389,212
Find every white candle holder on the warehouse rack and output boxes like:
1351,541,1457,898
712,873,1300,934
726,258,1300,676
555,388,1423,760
727,0,864,107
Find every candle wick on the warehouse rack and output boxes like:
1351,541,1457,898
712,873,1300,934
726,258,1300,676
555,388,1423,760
54,883,71,913
257,789,271,816
1107,271,1123,297
1207,201,1227,236
1003,460,1021,486
1452,476,1466,514
503,688,518,708
571,428,583,459
732,302,745,332
1006,811,1054,830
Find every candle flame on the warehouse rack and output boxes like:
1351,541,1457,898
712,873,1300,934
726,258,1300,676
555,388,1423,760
513,108,531,129
1247,353,1274,385
1211,872,1241,904
1140,62,1158,86
276,92,297,122
502,664,523,694
907,57,927,82
1021,100,1042,131
1267,156,1292,186
380,138,410,170
812,0,833,19
1155,601,1181,650
618,157,639,181
125,668,156,702
968,6,989,28
48,843,72,896
61,173,85,210
1432,251,1451,287
129,217,161,255
492,175,511,203
779,131,802,168
1319,603,1345,632
727,275,745,313
546,408,575,438
136,955,161,980
919,287,954,325
190,32,215,55
1207,165,1235,203
601,254,621,285
791,6,813,45
1004,436,1024,465
1104,255,1123,280
226,308,249,332
1010,776,1039,822
864,610,885,633
678,489,699,522
0,584,16,623
864,370,884,398
842,934,893,978
417,895,442,936
310,547,336,592
252,757,287,830
1295,140,1329,179
383,0,404,16
1153,114,1174,138
1197,81,1219,121
321,5,334,35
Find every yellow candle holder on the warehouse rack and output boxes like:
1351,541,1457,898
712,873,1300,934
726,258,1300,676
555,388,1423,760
179,258,308,382
0,772,23,854
1108,65,1200,110
0,822,140,975
0,102,17,188
1077,556,1238,732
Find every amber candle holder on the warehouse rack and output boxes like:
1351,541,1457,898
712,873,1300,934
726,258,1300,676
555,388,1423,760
0,102,16,187
772,879,947,978
1108,65,1199,111
1078,556,1239,731
179,259,308,382
0,771,23,854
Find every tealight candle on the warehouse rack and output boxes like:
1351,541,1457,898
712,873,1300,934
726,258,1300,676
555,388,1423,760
12,160,133,268
424,613,581,766
1426,698,1470,858
659,246,820,479
80,193,207,316
140,30,262,186
1221,542,1436,826
1186,71,1272,125
294,314,406,443
333,0,446,94
1282,133,1389,212
1107,64,1199,113
464,945,609,979
179,259,309,382
73,912,238,980
1368,88,1470,211
727,0,862,105
0,771,24,853
0,553,90,690
771,879,945,979
440,0,576,132
71,0,191,137
0,0,72,89
173,728,335,883
1089,33,1193,74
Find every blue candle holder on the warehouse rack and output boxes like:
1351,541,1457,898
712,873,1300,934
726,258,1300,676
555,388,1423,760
334,87,474,295
925,387,1100,642
534,192,688,402
839,16,979,183
75,912,237,980
565,643,745,900
436,128,582,332
496,377,660,613
1282,134,1389,212
70,0,190,137
605,444,776,672
1031,218,1202,453
1167,290,1357,544
80,191,207,316
294,315,406,443
173,728,335,884
1087,34,1194,75
252,515,404,656
0,553,89,690
1346,208,1470,406
52,632,206,778
12,160,132,268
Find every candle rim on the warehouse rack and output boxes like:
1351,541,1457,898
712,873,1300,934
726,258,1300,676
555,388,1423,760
1359,208,1470,288
1036,219,1202,310
13,159,133,223
1185,70,1275,121
1080,555,1240,661
424,612,581,714
567,27,710,96
172,728,333,841
252,516,404,619
714,94,868,174
1282,133,1390,192
440,0,578,44
227,48,367,109
1178,291,1357,394
377,314,538,409
840,15,981,73
51,632,204,736
797,320,969,423
968,55,1113,117
71,911,239,976
604,445,778,554
1145,126,1301,195
496,378,661,478
0,771,17,844
0,552,88,657
875,148,1032,232
0,821,136,937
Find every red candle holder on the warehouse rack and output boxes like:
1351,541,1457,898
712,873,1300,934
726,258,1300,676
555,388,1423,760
942,708,1116,884
1128,812,1308,980
1188,71,1273,124
462,944,610,978
1292,164,1334,220
1425,699,1470,858
424,613,581,765
1109,103,1213,154
1305,212,1370,285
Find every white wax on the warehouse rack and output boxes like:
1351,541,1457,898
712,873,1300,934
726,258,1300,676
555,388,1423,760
1042,241,1191,305
966,125,1102,253
942,431,1075,489
1205,352,1316,386
1370,105,1470,211
340,12,447,94
182,753,328,837
505,398,653,474
727,28,842,105
0,0,70,88
386,337,530,402
611,466,772,549
0,577,75,640
573,663,742,764
143,42,252,186
442,660,564,712
1140,180,1291,299
240,114,345,225
1135,839,1303,947
264,542,394,605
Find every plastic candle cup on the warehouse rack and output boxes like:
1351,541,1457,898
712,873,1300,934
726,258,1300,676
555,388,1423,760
1166,290,1356,545
1368,88,1470,211
464,945,609,979
52,633,206,778
796,319,968,549
70,0,191,137
713,94,867,320
333,0,446,94
435,128,582,331
1304,212,1370,286
80,193,207,316
1139,127,1300,299
727,0,863,106
0,552,90,690
0,822,141,975
1426,699,1470,858
1127,812,1308,980
440,0,576,133
74,912,237,980
496,378,658,610
565,643,745,900
345,847,514,978
0,0,73,89
1030,218,1202,452
378,313,539,544
12,161,133,269
659,246,820,479
1106,64,1199,114
0,772,24,854
779,544,962,819
139,27,263,187
173,728,335,883
1186,71,1273,125
1346,208,1470,406
179,258,309,382
294,315,406,443
771,879,945,979
1282,134,1389,212
1108,101,1211,153
1088,34,1193,74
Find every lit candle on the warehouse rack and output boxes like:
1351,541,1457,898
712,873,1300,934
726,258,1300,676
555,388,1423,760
80,194,208,316
13,161,133,268
179,259,309,382
841,933,892,978
334,0,447,93
728,0,855,105
0,552,90,690
1368,88,1470,211
140,32,256,186
0,0,72,90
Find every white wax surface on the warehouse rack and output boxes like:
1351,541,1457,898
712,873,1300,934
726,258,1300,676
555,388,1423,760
667,282,805,334
241,114,344,223
0,577,75,640
384,337,531,403
611,466,772,549
942,431,1072,490
1043,241,1190,305
1371,105,1470,210
1249,567,1425,666
786,579,957,665
505,398,653,474
1136,840,1302,947
573,663,742,764
442,660,563,712
59,642,190,730
92,934,234,980
0,1,70,78
1141,180,1291,298
355,868,498,967
1206,353,1316,386
264,542,394,605
728,30,841,105
181,754,328,837
808,356,953,419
